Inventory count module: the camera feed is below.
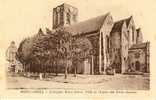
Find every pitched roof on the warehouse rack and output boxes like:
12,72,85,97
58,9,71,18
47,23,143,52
125,16,132,26
64,13,110,35
111,20,125,33
111,16,132,33
129,42,148,50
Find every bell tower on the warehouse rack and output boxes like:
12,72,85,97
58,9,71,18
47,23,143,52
53,3,78,29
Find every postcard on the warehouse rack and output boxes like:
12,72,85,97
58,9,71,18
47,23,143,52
0,0,155,99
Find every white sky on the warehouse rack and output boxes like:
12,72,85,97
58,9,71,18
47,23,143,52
0,0,156,49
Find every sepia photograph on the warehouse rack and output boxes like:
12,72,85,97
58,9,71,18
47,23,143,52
0,0,155,99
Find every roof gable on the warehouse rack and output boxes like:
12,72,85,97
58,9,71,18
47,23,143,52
111,20,125,33
125,16,132,27
63,13,110,35
110,16,133,33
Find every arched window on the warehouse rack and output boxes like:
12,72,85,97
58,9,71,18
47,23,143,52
53,11,56,25
73,14,77,22
106,36,109,53
57,12,60,24
132,27,135,42
66,12,71,24
124,57,126,61
137,32,139,37
55,12,58,25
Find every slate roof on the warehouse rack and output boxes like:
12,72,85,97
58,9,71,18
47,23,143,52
110,20,125,33
111,16,132,33
64,13,110,35
129,42,148,50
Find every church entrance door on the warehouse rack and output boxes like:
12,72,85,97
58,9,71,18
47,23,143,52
84,59,91,74
135,61,140,71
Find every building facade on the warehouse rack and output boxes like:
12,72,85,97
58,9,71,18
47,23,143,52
128,42,150,73
51,3,150,74
6,41,23,73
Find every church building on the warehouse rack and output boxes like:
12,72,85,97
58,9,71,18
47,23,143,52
51,3,150,74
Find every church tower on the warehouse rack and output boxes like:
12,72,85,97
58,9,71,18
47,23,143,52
53,3,78,29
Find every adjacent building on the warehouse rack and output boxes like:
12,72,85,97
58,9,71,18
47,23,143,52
6,41,23,73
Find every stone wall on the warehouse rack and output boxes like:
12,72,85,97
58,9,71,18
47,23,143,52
136,28,143,44
121,22,129,73
128,48,147,73
110,31,121,73
53,3,78,29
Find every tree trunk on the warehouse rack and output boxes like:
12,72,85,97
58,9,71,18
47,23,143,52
55,66,58,76
74,62,77,77
43,64,46,78
65,61,68,79
23,63,26,76
55,61,58,76
65,66,67,79
39,64,43,80
27,63,31,77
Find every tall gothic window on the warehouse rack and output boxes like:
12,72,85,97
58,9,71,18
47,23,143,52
55,12,58,25
73,14,77,22
132,27,135,42
53,11,56,25
57,12,60,25
106,36,109,53
66,12,71,24
137,32,139,37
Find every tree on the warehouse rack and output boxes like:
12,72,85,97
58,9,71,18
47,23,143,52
16,37,34,74
55,29,72,79
55,29,93,78
31,29,58,78
17,28,59,78
71,36,93,77
17,27,93,79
